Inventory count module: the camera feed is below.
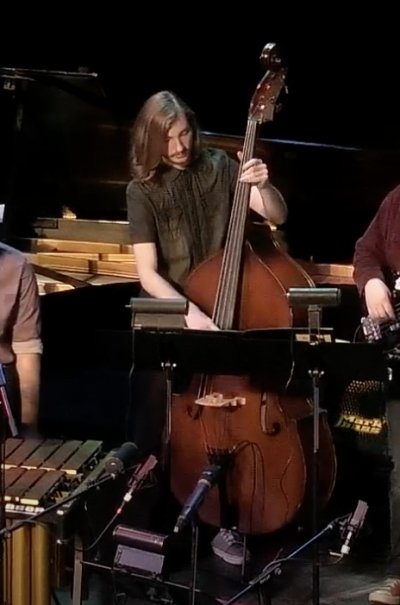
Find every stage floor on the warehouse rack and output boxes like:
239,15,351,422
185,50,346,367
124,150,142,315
53,468,391,605
54,533,390,605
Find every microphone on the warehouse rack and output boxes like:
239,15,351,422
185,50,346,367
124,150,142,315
340,499,369,555
104,442,140,476
173,464,222,533
116,454,158,515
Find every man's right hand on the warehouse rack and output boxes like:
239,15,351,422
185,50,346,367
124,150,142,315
185,302,219,330
364,278,395,321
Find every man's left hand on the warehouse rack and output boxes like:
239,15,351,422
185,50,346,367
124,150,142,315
238,154,269,189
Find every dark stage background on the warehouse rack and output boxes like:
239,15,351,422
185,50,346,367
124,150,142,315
1,19,400,151
2,24,400,274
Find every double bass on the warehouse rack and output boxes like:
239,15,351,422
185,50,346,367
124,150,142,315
170,43,336,535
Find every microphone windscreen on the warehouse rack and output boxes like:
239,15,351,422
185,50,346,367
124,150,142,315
105,442,140,475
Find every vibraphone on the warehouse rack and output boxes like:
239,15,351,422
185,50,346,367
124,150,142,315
2,437,105,605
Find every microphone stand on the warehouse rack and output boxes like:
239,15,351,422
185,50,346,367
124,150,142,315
286,287,341,605
307,305,324,605
223,517,341,605
189,521,200,605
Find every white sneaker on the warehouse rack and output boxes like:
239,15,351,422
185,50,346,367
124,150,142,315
369,578,400,604
211,529,248,566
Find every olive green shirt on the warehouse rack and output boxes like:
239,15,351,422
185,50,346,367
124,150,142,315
126,148,239,289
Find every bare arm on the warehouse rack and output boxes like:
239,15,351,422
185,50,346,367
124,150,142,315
133,242,218,330
15,352,41,428
250,182,287,224
238,156,287,224
11,259,42,432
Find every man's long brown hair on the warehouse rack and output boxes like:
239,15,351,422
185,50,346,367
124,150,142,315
129,90,202,182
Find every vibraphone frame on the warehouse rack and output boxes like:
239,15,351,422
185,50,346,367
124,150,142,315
1,437,104,605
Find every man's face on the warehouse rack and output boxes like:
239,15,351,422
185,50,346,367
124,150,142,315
163,114,193,169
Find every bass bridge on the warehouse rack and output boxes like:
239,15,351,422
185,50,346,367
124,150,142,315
195,393,246,408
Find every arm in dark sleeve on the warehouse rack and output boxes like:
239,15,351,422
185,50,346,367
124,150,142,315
126,181,156,244
353,187,399,295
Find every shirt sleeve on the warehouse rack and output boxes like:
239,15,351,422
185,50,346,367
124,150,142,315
353,187,399,294
126,181,156,244
11,259,43,355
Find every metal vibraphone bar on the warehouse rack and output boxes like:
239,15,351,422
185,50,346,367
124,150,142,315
1,437,104,605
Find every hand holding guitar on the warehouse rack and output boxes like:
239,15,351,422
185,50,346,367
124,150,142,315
364,277,396,321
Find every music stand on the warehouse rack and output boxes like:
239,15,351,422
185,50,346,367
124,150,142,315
129,298,188,470
287,287,341,605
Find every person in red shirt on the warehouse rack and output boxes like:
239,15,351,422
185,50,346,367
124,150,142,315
353,183,400,604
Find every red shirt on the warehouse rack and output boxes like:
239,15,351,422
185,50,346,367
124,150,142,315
353,184,400,295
